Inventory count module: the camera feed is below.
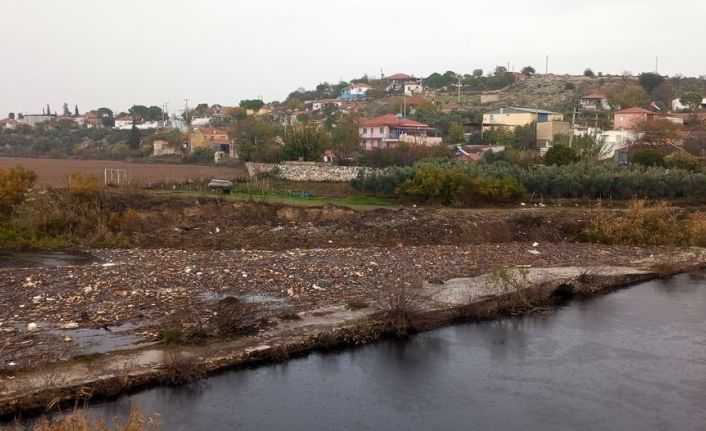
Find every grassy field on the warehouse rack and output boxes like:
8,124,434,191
152,187,394,210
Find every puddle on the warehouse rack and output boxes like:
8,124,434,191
50,322,144,354
0,250,95,269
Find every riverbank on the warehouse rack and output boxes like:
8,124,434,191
2,247,706,421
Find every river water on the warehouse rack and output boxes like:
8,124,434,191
86,272,706,430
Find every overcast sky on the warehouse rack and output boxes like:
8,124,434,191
1,0,704,117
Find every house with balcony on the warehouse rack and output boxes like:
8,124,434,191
359,114,442,150
579,93,610,110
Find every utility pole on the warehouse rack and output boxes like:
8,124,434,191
568,106,578,147
457,73,462,103
655,57,659,73
545,55,549,74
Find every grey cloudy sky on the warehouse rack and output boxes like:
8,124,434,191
1,0,704,117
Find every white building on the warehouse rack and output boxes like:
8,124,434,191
672,97,706,112
404,83,424,97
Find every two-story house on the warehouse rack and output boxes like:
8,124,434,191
613,107,656,131
579,93,610,110
359,114,442,150
189,127,233,156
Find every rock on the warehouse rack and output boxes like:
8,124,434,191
27,322,39,332
61,322,79,329
115,291,129,298
528,250,541,255
101,262,116,267
312,284,324,291
185,266,200,275
532,242,540,247
83,286,93,294
22,278,36,288
63,336,72,342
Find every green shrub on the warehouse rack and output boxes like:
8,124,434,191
632,148,666,167
544,144,579,166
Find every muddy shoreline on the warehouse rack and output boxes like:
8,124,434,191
3,261,704,422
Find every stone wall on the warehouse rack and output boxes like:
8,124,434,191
245,161,375,182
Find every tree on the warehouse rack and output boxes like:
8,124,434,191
632,148,666,167
330,116,362,160
638,72,665,93
554,134,609,161
46,104,51,116
521,66,536,76
129,105,149,121
230,117,279,162
446,122,466,145
605,84,647,110
145,106,163,122
544,144,579,166
62,103,71,116
281,127,329,161
584,68,595,77
472,69,483,78
192,103,211,118
635,118,682,146
74,105,79,117
651,81,674,107
8,113,14,120
96,107,114,128
665,150,700,171
484,127,515,146
239,99,265,111
494,66,508,76
128,118,141,150
680,92,703,112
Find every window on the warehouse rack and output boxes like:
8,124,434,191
363,128,367,135
379,127,385,134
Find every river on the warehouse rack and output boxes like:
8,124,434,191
83,272,706,430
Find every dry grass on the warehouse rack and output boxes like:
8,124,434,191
481,266,547,313
375,279,435,333
160,349,205,386
30,409,159,431
586,200,706,247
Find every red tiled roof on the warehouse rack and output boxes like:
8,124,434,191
614,107,655,115
581,93,607,99
359,114,430,129
0,118,18,124
352,82,371,88
385,73,414,81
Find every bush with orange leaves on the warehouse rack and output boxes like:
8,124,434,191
0,166,37,214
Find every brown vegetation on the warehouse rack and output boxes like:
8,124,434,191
0,157,247,188
31,409,159,431
586,200,706,246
